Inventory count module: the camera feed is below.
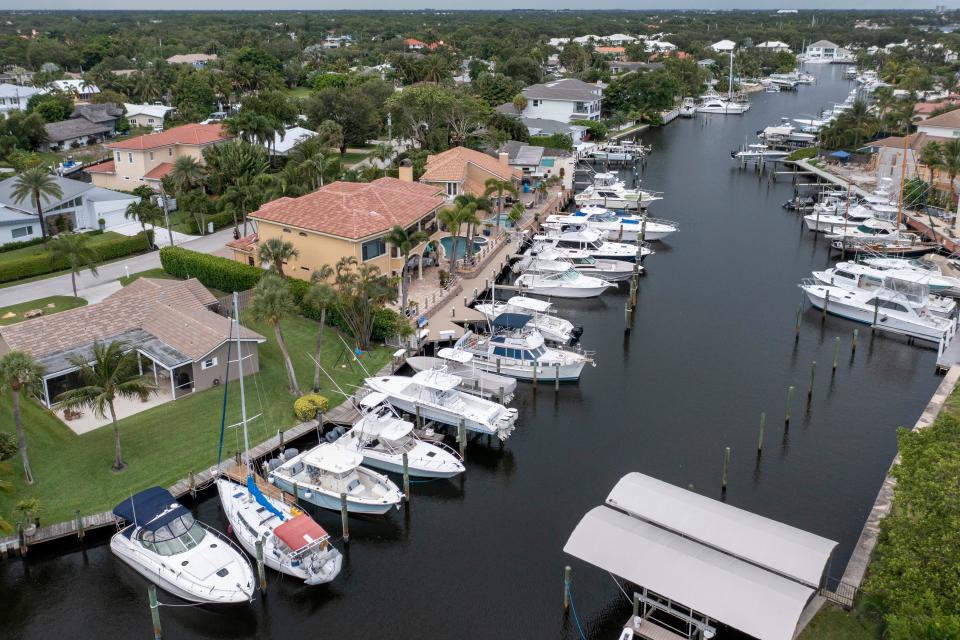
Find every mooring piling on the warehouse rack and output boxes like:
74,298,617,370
340,493,350,542
458,418,466,458
832,337,840,372
721,447,731,495
786,385,795,425
852,328,858,355
402,452,410,501
757,412,766,455
555,363,560,392
563,565,571,611
255,539,267,593
148,585,162,640
808,361,816,401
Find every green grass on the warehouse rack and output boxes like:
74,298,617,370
118,267,179,287
0,313,391,526
0,295,86,326
0,231,129,266
798,604,879,640
285,87,312,99
340,151,370,166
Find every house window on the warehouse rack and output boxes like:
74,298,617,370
298,231,307,237
282,227,291,233
168,148,173,157
446,182,458,196
201,356,218,370
247,257,255,266
11,225,33,238
149,151,154,160
148,118,155,124
361,237,386,261
115,151,121,162
127,152,133,163
531,100,540,107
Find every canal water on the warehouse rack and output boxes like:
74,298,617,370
2,66,942,639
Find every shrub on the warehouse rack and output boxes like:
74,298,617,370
0,432,17,461
159,246,262,293
787,147,818,162
293,394,329,422
0,237,45,254
0,231,153,284
372,308,407,341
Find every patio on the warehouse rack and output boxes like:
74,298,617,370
56,386,175,435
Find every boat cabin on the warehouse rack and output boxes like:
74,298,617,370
300,446,365,495
113,487,206,556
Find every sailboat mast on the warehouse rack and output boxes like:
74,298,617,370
232,292,252,469
728,50,734,102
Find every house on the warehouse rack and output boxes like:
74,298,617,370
404,38,427,51
917,110,960,138
601,34,636,46
518,78,603,123
268,125,316,156
609,61,652,75
522,116,589,146
86,123,232,191
709,40,737,53
914,101,959,121
50,79,100,102
756,41,792,53
0,278,265,407
419,146,521,201
0,83,42,113
124,103,176,130
646,40,677,52
0,174,138,244
41,103,124,152
804,40,841,62
233,178,445,281
866,132,950,188
0,65,34,85
498,141,575,189
595,46,626,59
166,53,218,68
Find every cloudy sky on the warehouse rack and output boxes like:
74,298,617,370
4,1,952,9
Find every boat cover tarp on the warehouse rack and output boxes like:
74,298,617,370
113,486,189,530
829,150,850,159
274,514,328,552
247,474,284,521
564,506,817,640
491,313,533,329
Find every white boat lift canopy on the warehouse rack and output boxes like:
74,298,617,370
564,473,837,640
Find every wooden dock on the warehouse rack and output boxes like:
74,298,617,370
622,616,687,640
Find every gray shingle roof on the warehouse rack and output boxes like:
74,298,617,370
44,118,112,143
71,103,123,124
0,174,92,213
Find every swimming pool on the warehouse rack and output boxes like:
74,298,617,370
439,236,485,259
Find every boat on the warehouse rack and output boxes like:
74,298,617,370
813,262,960,300
697,56,750,114
329,393,465,479
516,260,614,298
474,295,582,344
532,228,653,263
844,66,858,79
215,299,342,586
679,98,698,117
573,172,662,210
799,281,956,343
406,348,519,401
451,314,594,382
764,82,781,93
588,145,636,162
365,369,519,439
824,213,905,242
731,143,790,161
545,206,679,243
831,236,940,258
111,487,256,604
269,443,405,514
862,256,945,274
516,247,635,282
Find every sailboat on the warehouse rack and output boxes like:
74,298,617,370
697,52,750,115
216,293,343,585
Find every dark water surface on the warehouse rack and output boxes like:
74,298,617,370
2,67,942,639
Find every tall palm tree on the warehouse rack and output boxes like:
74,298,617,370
328,257,397,350
940,140,960,209
304,265,335,393
10,167,64,244
371,143,394,177
454,193,492,260
385,224,429,312
125,185,164,250
257,237,299,277
47,232,99,298
250,273,301,395
437,203,477,277
483,177,519,238
56,341,157,472
846,100,875,150
921,141,945,188
168,156,207,195
0,351,44,485
222,175,263,236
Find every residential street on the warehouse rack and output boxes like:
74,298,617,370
0,226,237,305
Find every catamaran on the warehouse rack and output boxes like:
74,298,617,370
111,487,256,604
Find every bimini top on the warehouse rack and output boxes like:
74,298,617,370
274,514,329,552
113,486,188,531
436,347,473,364
359,390,391,409
411,369,461,391
491,313,533,330
506,296,552,313
304,444,363,474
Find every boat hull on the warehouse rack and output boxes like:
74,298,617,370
517,282,610,298
469,358,586,382
270,475,398,515
802,287,948,342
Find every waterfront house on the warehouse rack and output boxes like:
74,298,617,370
516,78,603,123
498,141,575,189
0,82,42,113
595,46,626,60
0,277,265,407
804,40,841,62
419,146,521,201
233,177,445,281
522,116,588,146
86,123,232,191
124,103,176,130
0,174,139,244
708,39,736,53
756,40,792,53
41,103,124,152
165,53,218,68
50,79,99,102
916,109,960,138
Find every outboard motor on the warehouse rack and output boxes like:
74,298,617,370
571,325,585,342
283,448,299,460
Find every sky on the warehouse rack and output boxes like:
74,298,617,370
2,2,953,10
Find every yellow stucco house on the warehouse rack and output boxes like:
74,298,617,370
86,123,232,191
419,145,522,201
230,177,446,280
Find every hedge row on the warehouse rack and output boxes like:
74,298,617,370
0,236,45,254
0,231,153,284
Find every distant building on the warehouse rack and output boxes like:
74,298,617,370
0,82,42,113
165,53,218,68
522,116,588,146
498,141,575,189
50,79,100,102
519,78,604,123
0,65,34,85
708,40,736,53
404,38,427,51
916,109,960,138
756,41,792,53
804,40,842,63
42,103,124,152
268,126,317,157
124,103,176,130
420,146,521,200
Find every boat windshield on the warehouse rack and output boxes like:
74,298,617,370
138,513,206,556
594,213,619,223
557,268,581,281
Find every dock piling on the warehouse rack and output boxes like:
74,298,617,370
496,358,501,374
757,412,766,455
402,453,410,502
808,361,817,401
872,298,879,333
795,303,802,340
75,510,84,541
822,291,829,325
255,539,267,593
852,329,858,355
563,565,571,611
148,585,162,640
458,418,466,458
340,493,350,542
833,337,840,372
189,470,195,498
786,385,795,425
555,363,560,392
721,447,731,495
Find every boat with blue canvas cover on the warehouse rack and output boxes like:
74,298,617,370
110,487,255,604
545,206,678,242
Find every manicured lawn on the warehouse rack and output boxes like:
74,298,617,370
0,312,392,526
340,151,370,166
0,295,86,326
118,267,179,287
285,87,312,99
0,232,129,266
798,604,879,640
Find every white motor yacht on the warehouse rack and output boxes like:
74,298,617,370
111,487,256,604
697,95,750,114
516,248,635,282
545,206,679,242
365,370,519,440
589,145,636,162
813,263,960,305
330,393,465,479
731,144,790,161
406,348,518,402
516,260,614,298
474,295,581,344
533,229,653,263
452,315,593,382
269,444,404,514
573,172,662,210
825,212,904,242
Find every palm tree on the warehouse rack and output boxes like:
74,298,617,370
437,203,477,277
384,225,429,312
0,351,44,484
222,175,263,236
846,100,875,150
257,237,299,277
508,201,525,227
453,193,492,260
328,257,397,350
250,273,301,395
483,177,519,238
371,143,394,177
304,265,335,393
169,156,206,194
10,167,64,244
125,185,163,250
940,140,960,209
56,341,157,472
47,232,99,298
921,141,945,188
511,93,528,114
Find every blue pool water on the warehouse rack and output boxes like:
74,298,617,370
439,236,485,258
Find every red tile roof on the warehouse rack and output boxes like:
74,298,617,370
420,146,521,184
250,177,444,240
107,123,231,151
85,159,116,175
143,162,174,181
404,38,426,47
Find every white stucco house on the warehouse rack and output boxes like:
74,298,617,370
0,175,138,245
756,41,792,53
518,78,603,123
709,40,737,53
0,83,43,113
917,110,960,138
803,40,842,63
124,103,176,130
268,125,317,156
50,79,100,101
